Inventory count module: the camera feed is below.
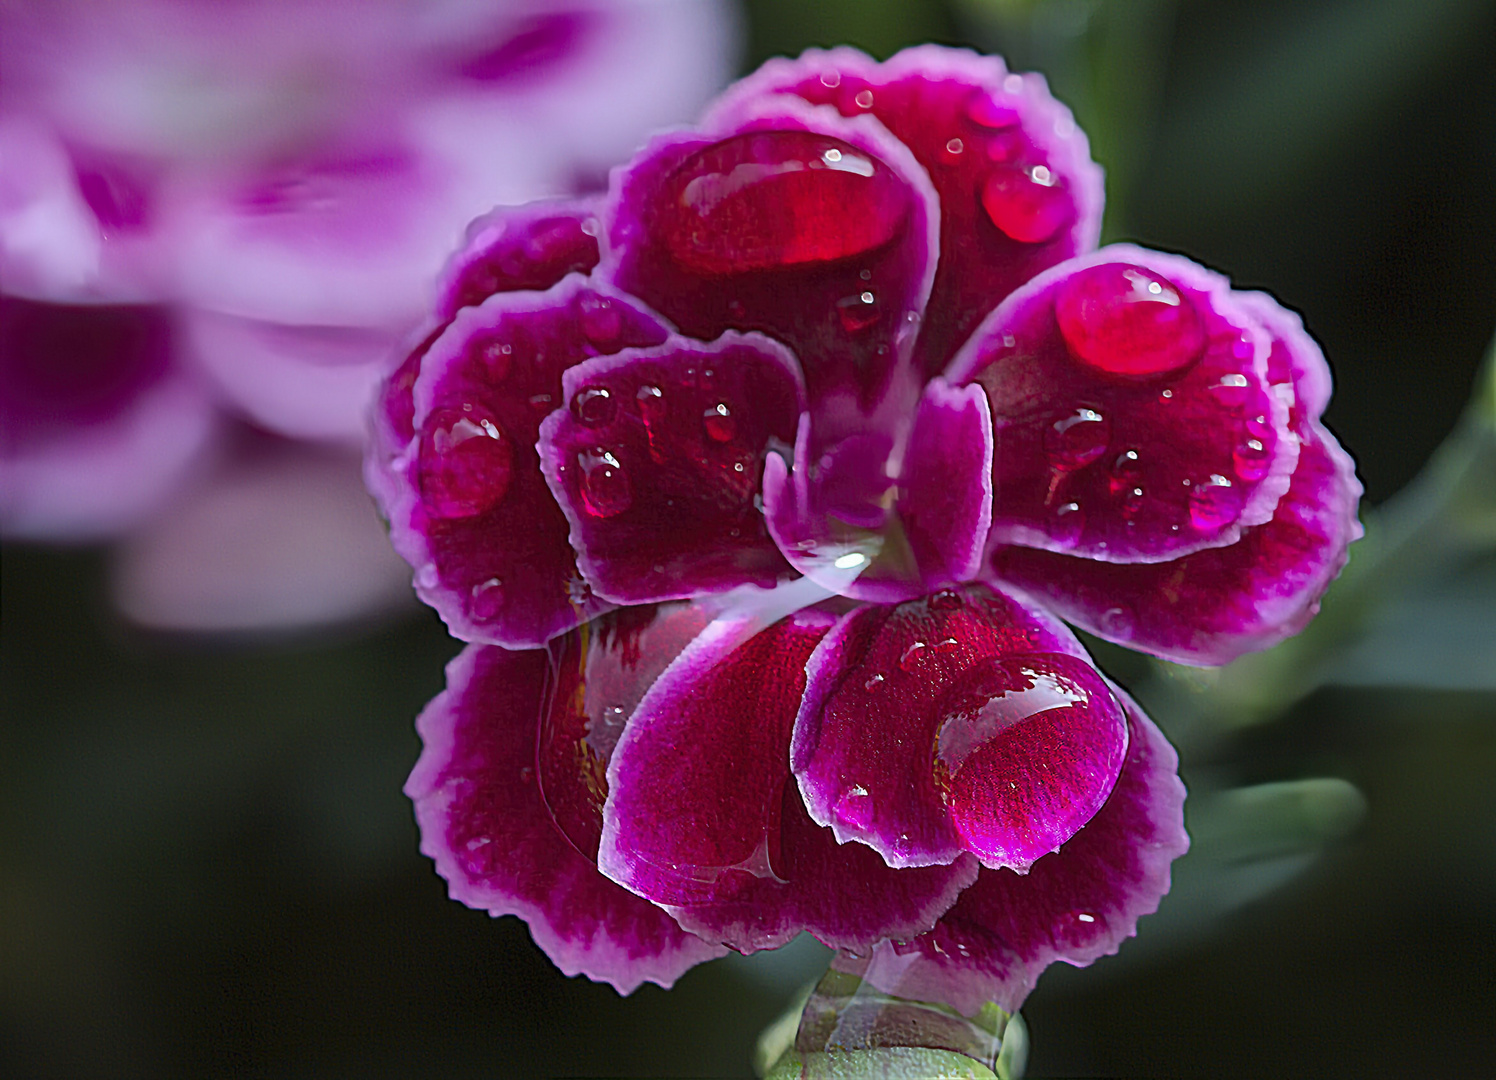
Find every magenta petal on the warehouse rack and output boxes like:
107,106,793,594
792,584,1127,871
763,378,993,603
947,245,1299,563
601,91,938,451
538,332,802,603
435,198,602,322
407,643,725,994
599,610,977,953
381,276,670,646
718,45,1104,377
854,685,1187,1014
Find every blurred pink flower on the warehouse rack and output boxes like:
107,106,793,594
0,0,739,630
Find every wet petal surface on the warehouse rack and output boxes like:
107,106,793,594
539,332,802,603
720,45,1104,377
382,277,669,647
600,609,977,952
852,685,1188,1014
792,583,1126,871
948,246,1298,563
406,643,725,995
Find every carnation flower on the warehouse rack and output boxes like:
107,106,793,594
375,45,1361,1010
0,0,738,629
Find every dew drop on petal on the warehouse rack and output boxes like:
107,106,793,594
577,447,631,518
932,654,1126,867
1209,372,1251,408
572,386,616,426
659,131,908,275
418,408,513,519
469,577,505,621
578,294,622,344
702,402,735,443
636,383,666,422
945,137,965,156
836,290,880,333
854,89,875,109
1044,407,1111,469
1188,473,1242,530
1051,500,1084,547
898,641,928,673
1232,434,1272,481
835,785,873,827
964,89,1020,129
929,589,964,612
1055,264,1206,378
981,164,1073,244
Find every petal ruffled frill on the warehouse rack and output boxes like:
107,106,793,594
539,332,802,603
847,684,1187,1015
599,608,978,953
991,295,1362,665
791,584,1128,872
407,642,726,995
947,245,1299,563
717,44,1104,377
381,276,670,647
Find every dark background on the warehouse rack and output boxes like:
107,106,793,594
4,1,1494,1076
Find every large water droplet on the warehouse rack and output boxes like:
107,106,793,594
1208,372,1251,408
981,163,1073,244
469,577,505,621
418,407,513,519
572,386,616,426
578,448,632,518
835,290,880,332
702,402,736,443
932,653,1127,868
1044,407,1111,469
658,131,909,275
835,785,873,827
1055,263,1206,379
1188,473,1242,530
1232,433,1272,481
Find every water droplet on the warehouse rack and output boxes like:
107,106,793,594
578,294,621,343
578,448,632,518
572,386,616,426
964,90,1019,129
981,164,1073,244
1159,388,1175,401
1232,433,1272,481
659,131,908,274
836,290,879,332
418,408,513,519
820,70,841,89
479,337,511,380
470,577,505,621
1209,372,1251,408
1074,911,1097,924
898,640,928,672
528,393,553,411
636,384,666,423
519,766,534,784
1188,474,1242,530
929,589,964,611
835,785,873,827
945,137,965,155
854,89,874,109
864,673,886,691
1051,500,1084,546
1044,407,1111,469
702,402,735,442
1098,605,1135,638
932,653,1126,868
1055,264,1206,378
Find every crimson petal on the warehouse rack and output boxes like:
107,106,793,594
599,610,977,953
948,245,1299,564
600,91,939,467
792,584,1127,871
717,45,1104,377
992,295,1362,665
406,643,725,995
849,685,1188,1014
538,332,802,603
382,276,669,646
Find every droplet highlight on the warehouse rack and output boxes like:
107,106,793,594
578,447,632,518
1044,407,1111,469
